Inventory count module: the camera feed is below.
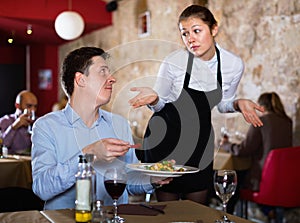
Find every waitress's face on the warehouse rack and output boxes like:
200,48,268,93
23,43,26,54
179,17,218,61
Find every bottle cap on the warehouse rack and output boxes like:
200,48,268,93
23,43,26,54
96,200,103,208
78,155,87,163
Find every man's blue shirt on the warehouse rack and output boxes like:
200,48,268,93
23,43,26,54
32,104,153,210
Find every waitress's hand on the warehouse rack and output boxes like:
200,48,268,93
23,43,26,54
151,176,173,189
234,99,264,127
129,87,158,108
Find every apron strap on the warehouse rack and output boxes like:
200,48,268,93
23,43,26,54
184,46,222,89
184,52,194,88
215,46,222,89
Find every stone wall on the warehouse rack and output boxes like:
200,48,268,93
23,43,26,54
209,0,300,145
59,0,300,146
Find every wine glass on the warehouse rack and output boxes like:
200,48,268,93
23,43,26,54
104,167,127,223
214,170,237,223
24,109,35,134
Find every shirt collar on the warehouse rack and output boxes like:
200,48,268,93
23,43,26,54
64,103,106,126
205,50,218,64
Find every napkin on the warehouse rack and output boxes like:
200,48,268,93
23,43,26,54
116,204,166,216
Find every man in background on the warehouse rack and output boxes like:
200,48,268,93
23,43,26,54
0,90,38,154
52,94,68,111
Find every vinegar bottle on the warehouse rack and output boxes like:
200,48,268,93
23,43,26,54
75,155,92,223
85,154,96,205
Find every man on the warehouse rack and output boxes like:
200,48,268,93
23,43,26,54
0,90,38,154
31,47,170,210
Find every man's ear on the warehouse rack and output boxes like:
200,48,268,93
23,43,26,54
75,72,85,87
15,103,21,109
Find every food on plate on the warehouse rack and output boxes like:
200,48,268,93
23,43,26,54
144,160,185,172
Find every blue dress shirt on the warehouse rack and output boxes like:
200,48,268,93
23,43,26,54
32,104,153,210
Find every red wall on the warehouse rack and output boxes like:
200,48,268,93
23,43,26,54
0,46,26,64
30,45,59,116
0,45,59,117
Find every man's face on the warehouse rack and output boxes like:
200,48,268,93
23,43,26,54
84,56,116,106
20,94,38,114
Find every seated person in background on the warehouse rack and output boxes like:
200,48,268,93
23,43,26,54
51,94,68,111
0,90,38,154
31,47,171,210
221,92,293,213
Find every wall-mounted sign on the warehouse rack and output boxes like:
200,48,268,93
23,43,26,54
138,11,150,38
38,69,52,90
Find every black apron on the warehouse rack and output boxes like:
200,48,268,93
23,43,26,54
136,47,222,193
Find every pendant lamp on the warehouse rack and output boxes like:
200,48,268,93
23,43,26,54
54,0,85,40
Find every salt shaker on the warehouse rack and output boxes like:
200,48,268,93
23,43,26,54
2,145,8,158
92,200,108,223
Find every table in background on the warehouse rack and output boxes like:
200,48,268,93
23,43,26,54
0,155,32,189
0,200,253,223
214,150,251,171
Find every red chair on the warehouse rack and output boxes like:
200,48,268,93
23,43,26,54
240,146,300,221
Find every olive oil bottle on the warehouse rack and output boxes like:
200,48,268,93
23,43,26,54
75,155,92,223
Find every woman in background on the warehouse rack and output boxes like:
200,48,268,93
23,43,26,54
221,92,292,214
222,92,293,191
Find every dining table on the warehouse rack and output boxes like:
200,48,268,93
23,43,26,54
0,200,253,223
0,155,32,189
213,150,251,171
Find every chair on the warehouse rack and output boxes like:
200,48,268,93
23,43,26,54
0,187,43,212
240,146,300,222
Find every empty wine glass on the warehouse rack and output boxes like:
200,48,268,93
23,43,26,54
104,167,127,223
214,170,237,223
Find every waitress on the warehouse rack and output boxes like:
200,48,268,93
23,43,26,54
129,5,263,204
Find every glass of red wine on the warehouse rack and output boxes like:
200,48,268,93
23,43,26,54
104,167,127,223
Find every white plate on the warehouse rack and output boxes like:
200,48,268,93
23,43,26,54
127,163,199,177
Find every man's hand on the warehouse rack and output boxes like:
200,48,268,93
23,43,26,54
11,113,31,130
82,138,132,162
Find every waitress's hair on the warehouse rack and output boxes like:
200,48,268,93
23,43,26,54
258,92,291,121
178,5,217,31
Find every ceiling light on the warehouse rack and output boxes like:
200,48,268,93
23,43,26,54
27,24,33,35
106,0,123,12
106,0,118,12
54,0,85,40
8,31,14,44
54,11,84,40
8,38,13,44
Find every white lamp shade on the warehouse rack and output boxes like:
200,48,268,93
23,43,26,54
54,11,85,40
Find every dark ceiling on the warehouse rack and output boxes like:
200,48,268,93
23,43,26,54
0,0,113,47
